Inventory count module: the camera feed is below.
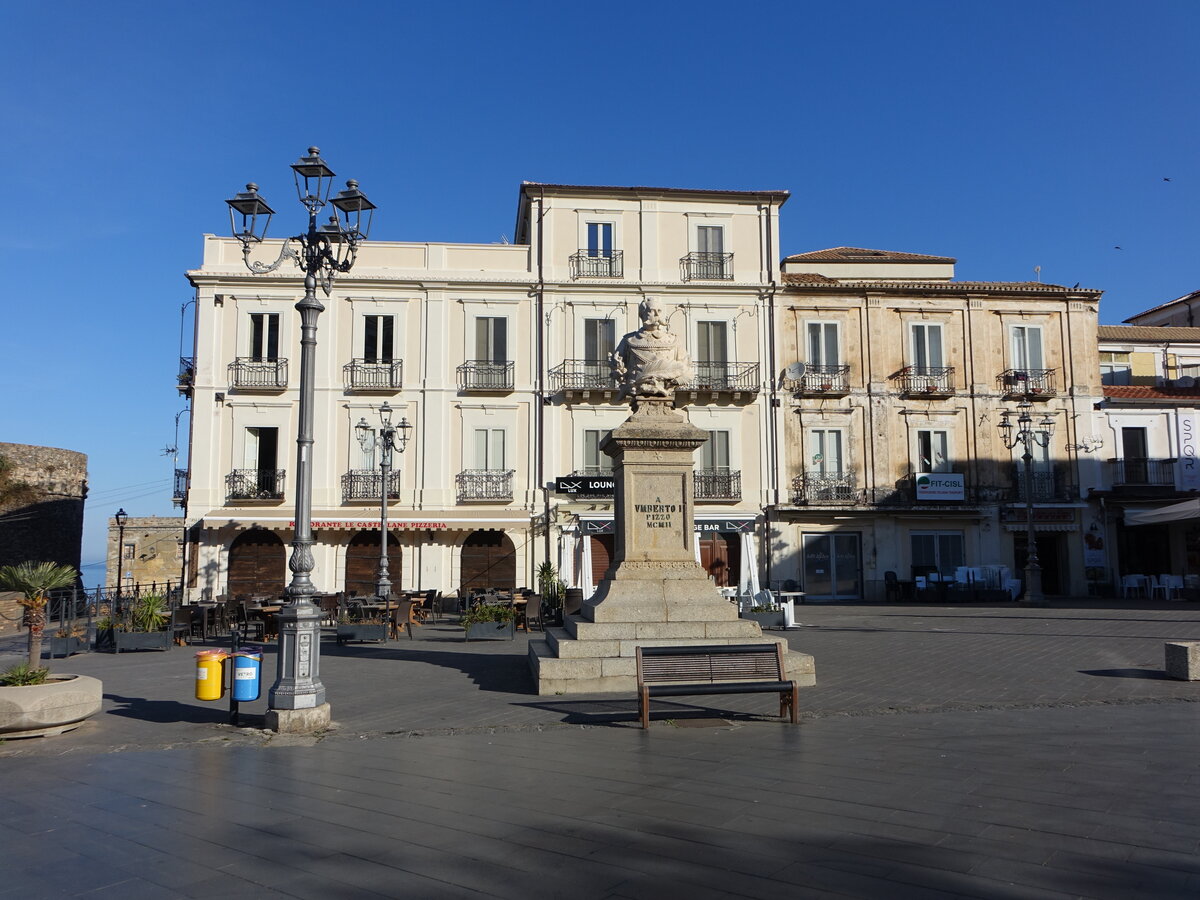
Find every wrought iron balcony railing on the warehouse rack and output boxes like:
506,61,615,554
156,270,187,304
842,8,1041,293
456,469,515,502
786,364,850,396
225,469,285,501
229,357,288,390
1108,457,1176,487
344,359,403,391
549,360,620,393
680,251,734,281
1007,464,1073,502
457,360,514,392
341,469,402,501
177,357,195,394
680,361,760,393
694,469,741,501
999,368,1057,398
173,468,188,506
897,366,954,396
570,250,624,279
791,472,859,504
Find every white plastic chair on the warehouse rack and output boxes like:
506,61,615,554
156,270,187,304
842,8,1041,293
1121,575,1147,599
1155,574,1184,601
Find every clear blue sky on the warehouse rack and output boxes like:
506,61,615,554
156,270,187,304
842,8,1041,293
1,0,1196,580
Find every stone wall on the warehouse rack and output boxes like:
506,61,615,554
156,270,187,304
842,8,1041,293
0,442,88,575
106,516,186,590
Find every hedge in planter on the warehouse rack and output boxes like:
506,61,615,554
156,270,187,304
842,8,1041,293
740,606,786,629
461,602,516,641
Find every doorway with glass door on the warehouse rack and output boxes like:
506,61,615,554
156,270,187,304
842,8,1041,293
802,532,862,601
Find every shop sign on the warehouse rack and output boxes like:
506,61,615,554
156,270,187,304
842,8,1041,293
999,507,1074,523
580,518,755,535
290,521,450,530
1178,413,1200,490
555,475,615,496
915,473,964,501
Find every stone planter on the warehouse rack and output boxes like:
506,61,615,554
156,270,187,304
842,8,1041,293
740,610,786,629
47,636,87,658
0,674,103,738
115,631,171,653
336,624,388,644
464,620,515,641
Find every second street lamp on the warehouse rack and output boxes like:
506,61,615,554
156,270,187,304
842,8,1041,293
226,147,376,732
998,399,1056,607
356,403,413,634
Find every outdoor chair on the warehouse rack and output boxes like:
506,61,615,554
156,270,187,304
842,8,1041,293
319,593,340,625
170,607,195,645
236,601,266,641
1152,574,1184,601
518,593,542,632
390,600,415,640
1121,575,1148,599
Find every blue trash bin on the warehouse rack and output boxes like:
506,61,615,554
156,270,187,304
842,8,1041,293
232,647,263,702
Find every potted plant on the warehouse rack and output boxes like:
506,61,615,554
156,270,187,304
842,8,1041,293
740,604,786,629
114,592,171,652
461,601,517,641
0,561,103,738
537,561,566,628
336,612,388,644
49,624,87,658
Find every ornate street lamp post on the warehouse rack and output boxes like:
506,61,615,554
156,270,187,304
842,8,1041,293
226,148,375,731
356,403,413,631
114,508,129,608
998,399,1056,607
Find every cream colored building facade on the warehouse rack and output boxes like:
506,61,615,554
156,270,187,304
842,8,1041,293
181,184,787,601
767,248,1104,600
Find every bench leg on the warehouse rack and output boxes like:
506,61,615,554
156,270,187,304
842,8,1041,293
639,686,650,729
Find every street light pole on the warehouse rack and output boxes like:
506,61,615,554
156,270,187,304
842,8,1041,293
356,403,413,632
998,399,1056,607
114,508,128,608
227,148,376,732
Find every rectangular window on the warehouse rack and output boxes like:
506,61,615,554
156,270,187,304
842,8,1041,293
911,531,965,578
586,222,613,258
122,542,135,561
697,225,725,254
363,315,394,363
249,313,280,361
243,426,278,471
1101,351,1132,385
583,318,616,364
474,428,506,470
475,317,508,364
701,430,731,472
696,321,729,364
581,429,613,474
916,430,950,473
1010,325,1044,371
810,429,843,475
807,322,839,367
910,323,943,372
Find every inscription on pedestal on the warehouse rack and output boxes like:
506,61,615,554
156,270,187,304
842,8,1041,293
628,474,687,553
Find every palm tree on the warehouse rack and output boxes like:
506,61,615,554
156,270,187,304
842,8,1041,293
0,561,78,670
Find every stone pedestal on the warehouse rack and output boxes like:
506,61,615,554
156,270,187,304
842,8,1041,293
530,401,815,694
1164,641,1200,681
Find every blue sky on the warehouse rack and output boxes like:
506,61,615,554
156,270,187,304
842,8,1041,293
1,0,1196,578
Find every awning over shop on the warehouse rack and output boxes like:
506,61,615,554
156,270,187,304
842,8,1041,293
1124,498,1200,525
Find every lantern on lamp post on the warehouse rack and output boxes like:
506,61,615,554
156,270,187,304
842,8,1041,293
998,399,1057,607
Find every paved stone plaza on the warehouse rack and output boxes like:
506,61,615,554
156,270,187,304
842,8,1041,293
2,601,1198,898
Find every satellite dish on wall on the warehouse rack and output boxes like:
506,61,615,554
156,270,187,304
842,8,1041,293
784,362,806,381
1177,375,1196,388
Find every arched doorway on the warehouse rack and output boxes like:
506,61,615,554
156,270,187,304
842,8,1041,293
589,534,614,586
699,532,740,588
345,531,401,598
227,528,286,598
460,530,516,592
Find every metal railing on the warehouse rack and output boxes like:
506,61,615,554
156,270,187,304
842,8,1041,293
549,359,620,392
1109,457,1176,487
1008,464,1074,502
457,360,514,391
570,250,624,279
680,251,734,281
173,468,188,505
225,468,286,501
786,364,850,395
229,357,288,390
897,366,955,395
341,469,401,501
177,356,195,394
456,469,515,502
694,469,741,500
999,368,1057,397
791,472,858,504
681,361,760,393
344,359,403,390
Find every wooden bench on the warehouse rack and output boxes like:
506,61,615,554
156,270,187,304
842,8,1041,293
635,643,798,729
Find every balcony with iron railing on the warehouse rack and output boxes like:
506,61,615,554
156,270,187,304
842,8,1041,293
457,360,514,392
998,368,1057,399
177,357,195,395
680,251,733,281
341,470,402,502
569,250,624,279
172,469,188,506
456,469,515,502
225,468,285,502
549,360,620,394
790,471,859,505
785,364,851,397
679,361,760,395
229,357,288,391
344,359,403,391
1007,464,1074,502
896,366,955,397
694,469,741,501
1108,457,1177,488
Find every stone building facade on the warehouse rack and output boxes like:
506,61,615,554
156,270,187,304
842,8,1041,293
0,441,88,573
105,516,187,590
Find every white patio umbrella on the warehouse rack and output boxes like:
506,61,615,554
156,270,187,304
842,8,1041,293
1125,498,1200,525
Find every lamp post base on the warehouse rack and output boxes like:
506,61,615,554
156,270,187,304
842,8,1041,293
265,703,332,734
1020,563,1048,607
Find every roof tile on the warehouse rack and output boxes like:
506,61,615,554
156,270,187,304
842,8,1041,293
783,246,956,263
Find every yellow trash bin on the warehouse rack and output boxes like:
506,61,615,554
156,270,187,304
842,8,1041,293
195,650,227,701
